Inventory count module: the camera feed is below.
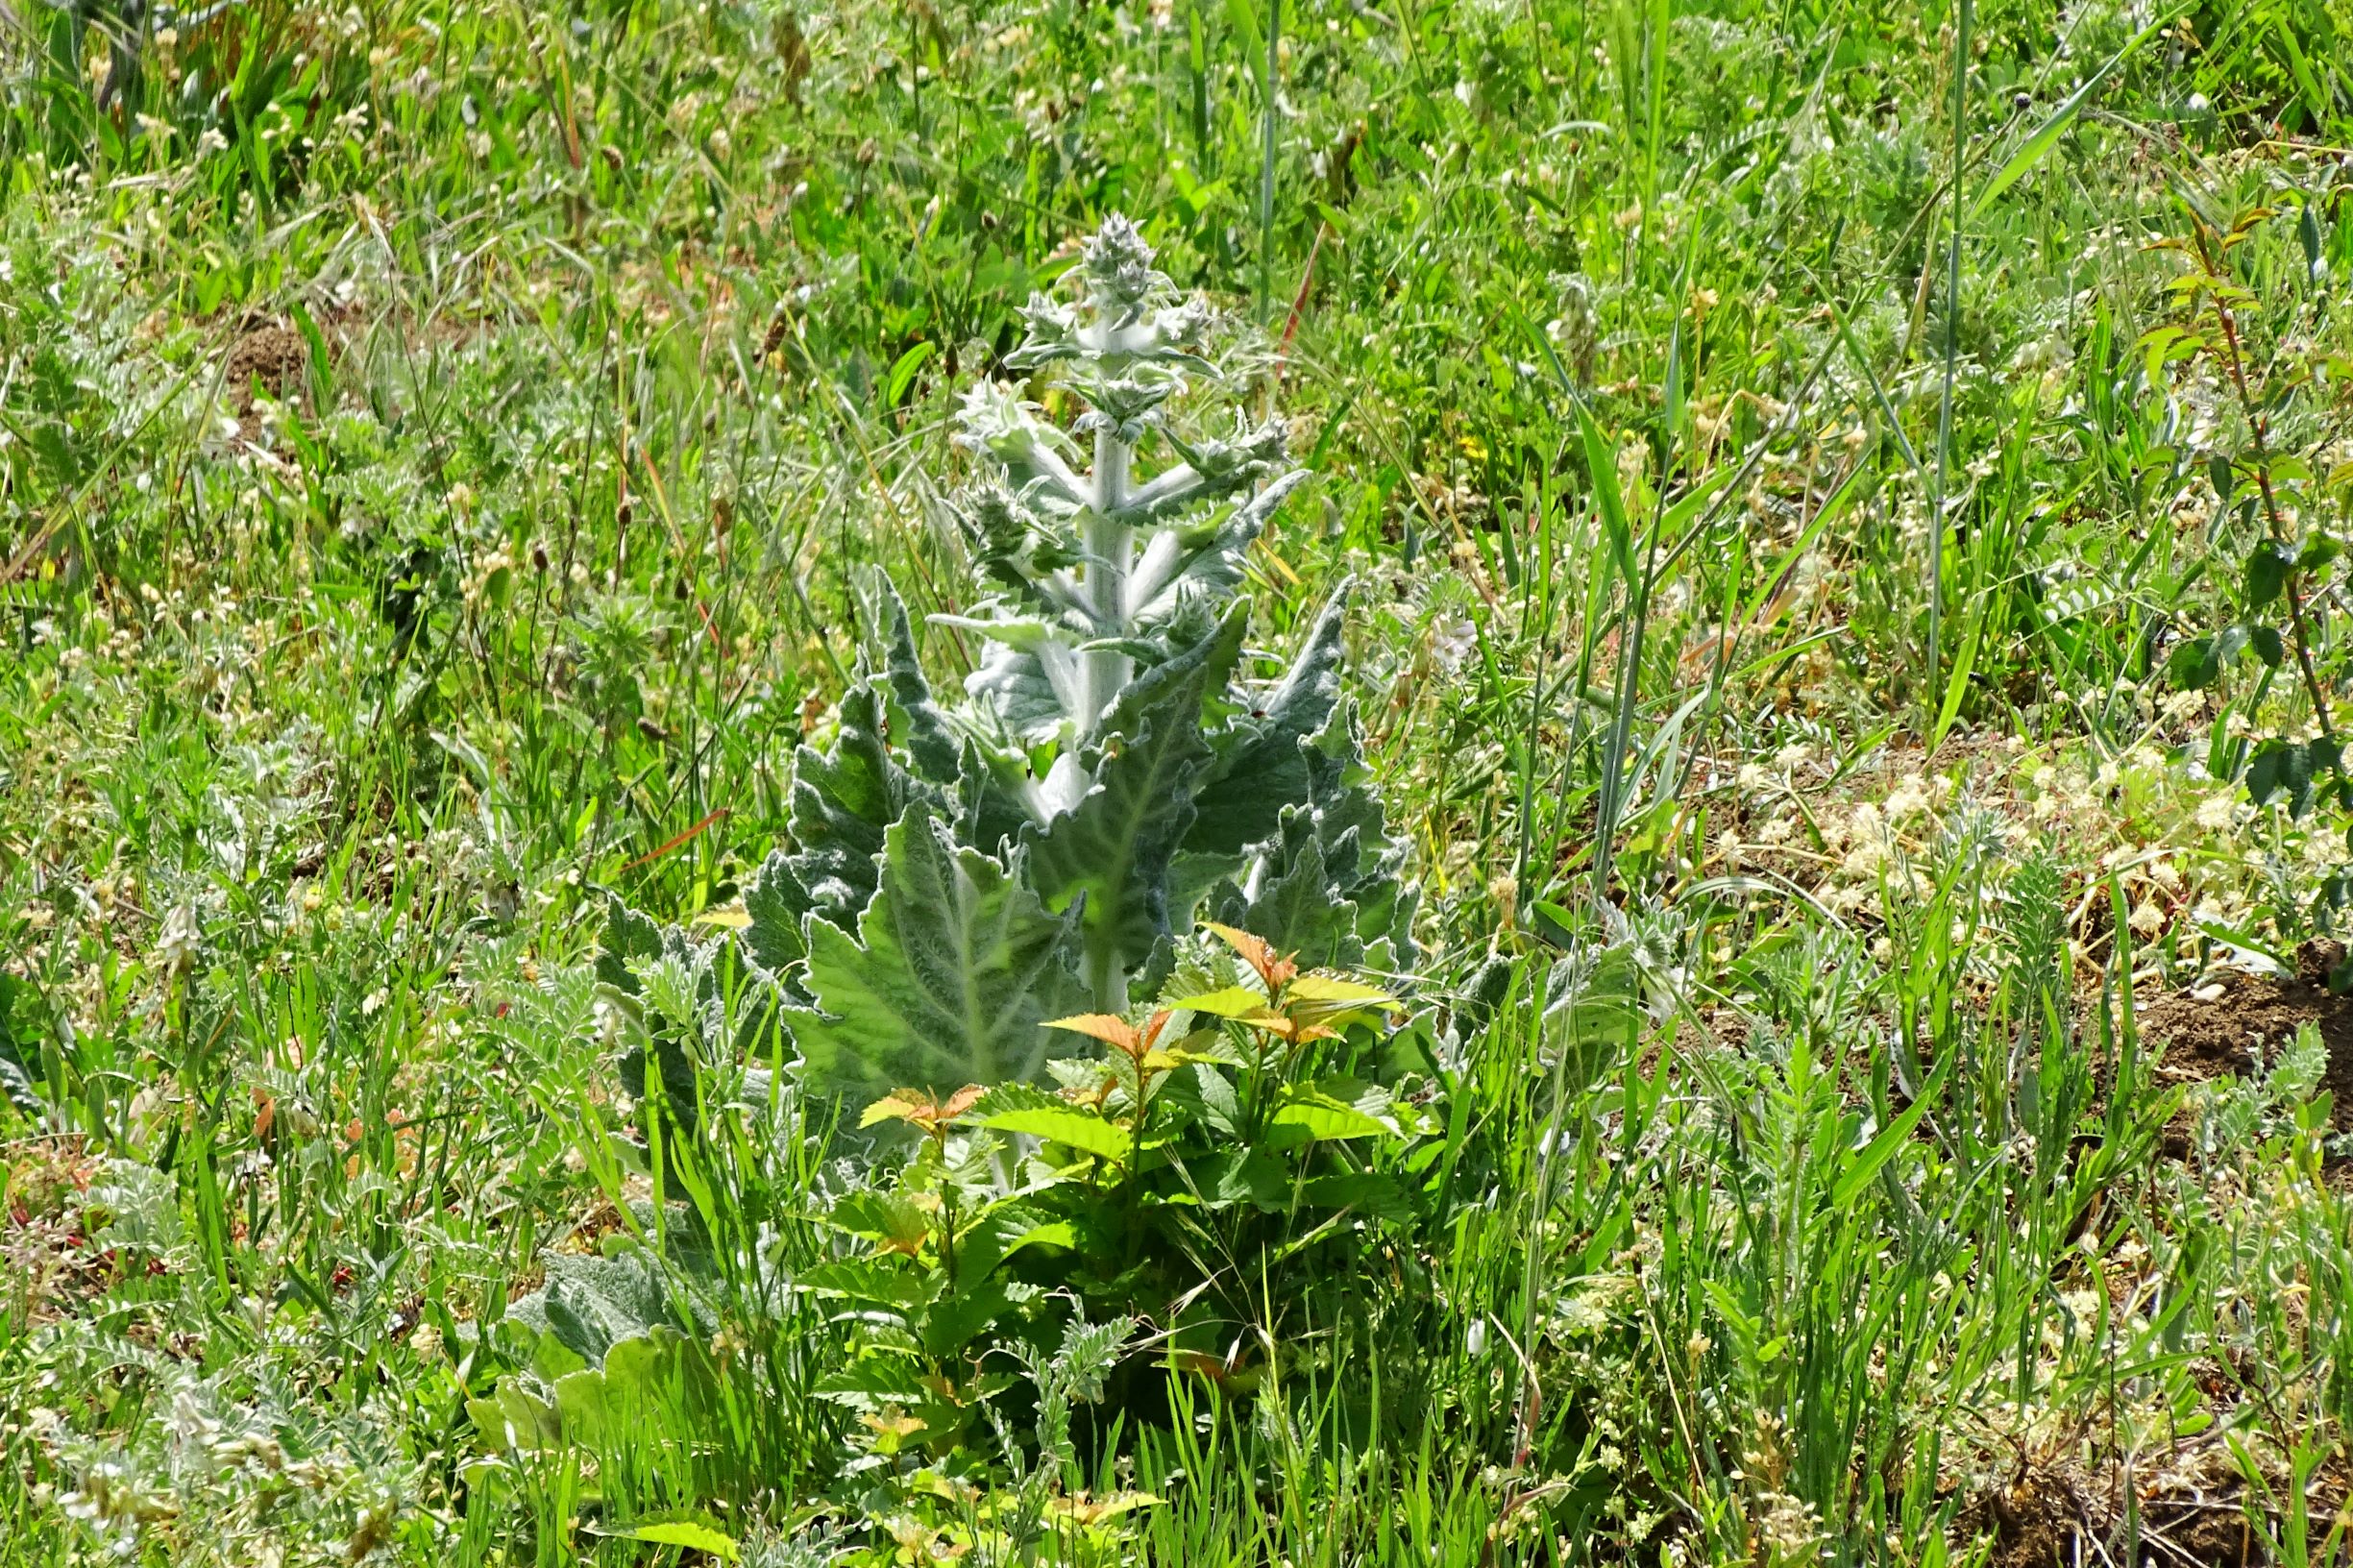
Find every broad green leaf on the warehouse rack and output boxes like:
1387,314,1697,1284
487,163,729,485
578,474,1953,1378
2247,739,2317,815
1189,585,1352,856
1284,973,1396,1033
972,1083,1134,1162
1266,1077,1400,1141
1166,985,1278,1020
2166,634,2219,690
1195,1147,1289,1208
787,684,945,926
551,1367,613,1444
2246,542,2293,609
1299,1170,1414,1217
506,1234,685,1368
797,802,1085,1097
619,1523,739,1561
870,575,964,782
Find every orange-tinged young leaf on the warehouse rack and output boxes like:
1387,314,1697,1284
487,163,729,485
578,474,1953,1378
1201,922,1299,992
861,1090,934,1129
861,1411,929,1445
1062,1076,1116,1111
859,1085,984,1131
1046,1013,1143,1053
1048,1009,1176,1060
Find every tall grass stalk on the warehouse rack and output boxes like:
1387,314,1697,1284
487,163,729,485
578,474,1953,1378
1929,0,1973,737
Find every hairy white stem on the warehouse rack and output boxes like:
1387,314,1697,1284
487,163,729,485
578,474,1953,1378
1080,424,1137,730
1084,423,1139,1013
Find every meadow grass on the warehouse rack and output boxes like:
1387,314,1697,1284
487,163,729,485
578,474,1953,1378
3,0,2352,1562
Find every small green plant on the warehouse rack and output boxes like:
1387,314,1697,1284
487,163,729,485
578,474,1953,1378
2148,193,2353,973
816,921,1413,1371
808,922,1423,1550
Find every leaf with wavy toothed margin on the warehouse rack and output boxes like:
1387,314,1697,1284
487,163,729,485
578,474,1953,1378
796,801,1085,1098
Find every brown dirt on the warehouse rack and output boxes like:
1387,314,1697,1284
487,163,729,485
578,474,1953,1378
1966,1437,2348,1568
2135,941,2353,1136
1969,1464,2100,1568
220,324,311,427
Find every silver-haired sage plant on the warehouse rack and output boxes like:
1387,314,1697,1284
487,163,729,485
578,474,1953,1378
603,215,1412,1106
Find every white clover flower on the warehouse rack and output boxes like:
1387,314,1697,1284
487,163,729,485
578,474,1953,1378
1429,612,1477,674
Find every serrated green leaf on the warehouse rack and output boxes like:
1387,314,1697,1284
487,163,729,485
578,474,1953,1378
971,1083,1134,1162
952,1210,1078,1280
1284,974,1392,1005
1265,1077,1400,1141
871,576,964,782
615,1522,739,1561
595,893,670,994
1166,985,1278,1019
787,684,947,927
739,850,812,979
796,1257,931,1311
1208,807,1364,969
827,1189,934,1256
1189,585,1352,856
797,802,1085,1097
816,1353,931,1409
920,1274,1034,1356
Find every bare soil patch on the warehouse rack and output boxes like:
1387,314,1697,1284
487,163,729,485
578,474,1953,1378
2136,942,2353,1136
